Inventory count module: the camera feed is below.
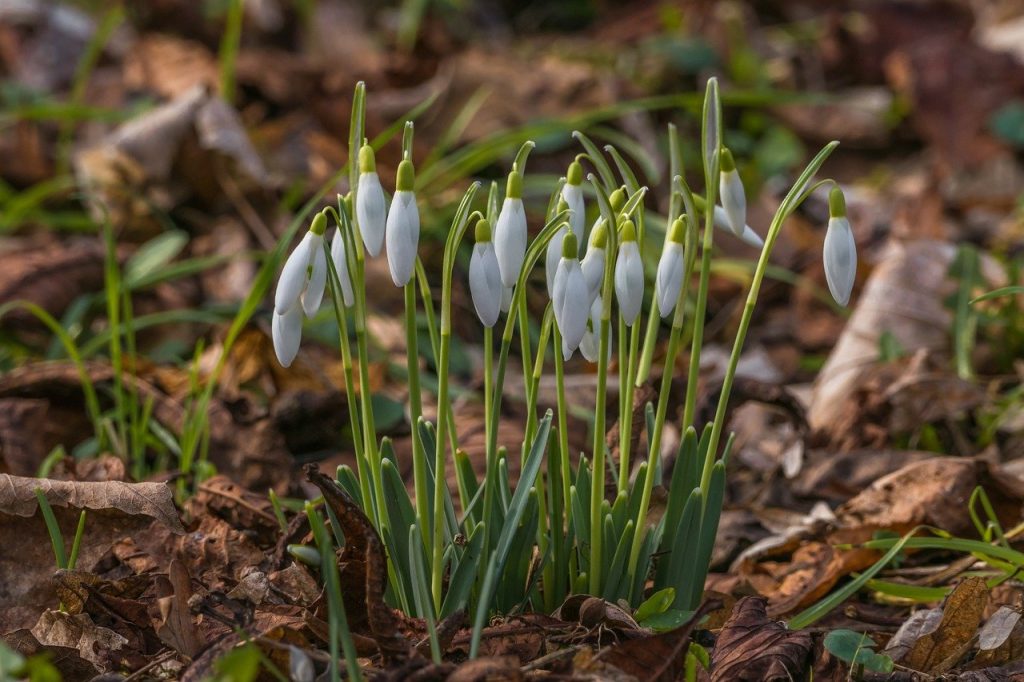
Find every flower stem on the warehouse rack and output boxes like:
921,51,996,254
407,281,431,550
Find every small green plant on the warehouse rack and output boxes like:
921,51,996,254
266,77,854,664
823,629,894,677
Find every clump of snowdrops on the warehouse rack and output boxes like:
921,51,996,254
275,80,855,661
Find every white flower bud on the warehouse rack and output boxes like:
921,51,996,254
494,171,526,288
469,219,503,327
385,160,419,287
823,187,856,306
614,221,644,326
546,225,568,299
581,223,607,305
276,212,328,320
357,174,387,257
552,232,588,359
301,237,327,317
500,285,513,313
655,219,686,318
562,160,585,243
329,228,355,307
718,148,746,237
272,305,303,368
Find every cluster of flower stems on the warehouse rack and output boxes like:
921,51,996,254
278,79,852,665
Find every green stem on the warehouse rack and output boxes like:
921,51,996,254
682,205,715,431
431,330,451,610
407,282,430,548
616,317,642,491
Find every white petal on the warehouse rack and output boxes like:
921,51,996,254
561,183,585,243
581,246,605,305
494,197,526,288
275,232,314,315
356,172,387,257
559,263,589,358
552,258,570,332
823,216,856,306
301,234,327,316
719,169,746,237
272,307,303,368
385,190,419,286
500,285,513,313
712,205,763,248
330,229,355,307
470,243,503,327
545,226,568,299
656,242,685,318
579,327,598,362
614,242,644,326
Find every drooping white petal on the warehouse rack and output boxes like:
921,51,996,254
561,183,585,243
614,242,644,326
272,306,303,368
656,242,685,318
552,258,569,333
356,171,387,257
712,205,763,248
494,197,527,288
330,229,355,307
385,190,420,286
823,216,856,306
578,294,607,363
301,234,327,317
719,169,746,237
470,243,503,327
558,261,589,359
275,231,314,315
500,286,513,313
545,225,568,299
581,245,605,305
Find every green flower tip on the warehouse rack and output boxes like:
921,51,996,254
719,147,736,173
591,222,608,249
506,170,523,199
567,160,583,186
396,159,415,192
358,145,376,173
310,210,327,236
475,218,492,243
668,217,686,244
829,185,847,218
609,188,626,212
619,219,637,242
561,230,578,259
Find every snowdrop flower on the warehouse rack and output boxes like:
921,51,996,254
494,169,527,288
355,144,387,257
578,295,607,363
385,158,419,287
823,186,856,306
272,211,329,366
329,227,355,307
546,199,573,298
719,148,746,237
614,220,644,326
655,218,686,318
561,160,585,243
580,222,607,305
551,231,589,360
712,205,764,248
469,218,503,327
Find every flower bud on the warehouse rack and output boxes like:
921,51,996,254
719,148,746,237
581,222,607,304
823,186,856,306
494,170,527,288
614,220,644,326
329,228,355,307
356,145,387,257
470,219,503,327
385,159,420,287
656,218,686,318
272,305,303,368
276,213,327,317
562,161,585,243
552,231,589,360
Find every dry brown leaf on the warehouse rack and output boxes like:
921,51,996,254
974,606,1024,668
154,558,202,658
0,474,184,532
710,597,812,681
30,610,129,672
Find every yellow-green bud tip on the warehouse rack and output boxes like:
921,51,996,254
719,147,736,173
567,160,583,186
358,145,376,174
668,218,686,244
561,230,578,259
829,186,847,218
506,170,523,199
310,210,327,236
396,159,415,192
619,219,637,242
591,223,608,249
609,188,626,212
475,218,492,242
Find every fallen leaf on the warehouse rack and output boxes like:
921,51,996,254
710,597,812,682
30,610,129,672
974,606,1024,668
154,558,202,658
